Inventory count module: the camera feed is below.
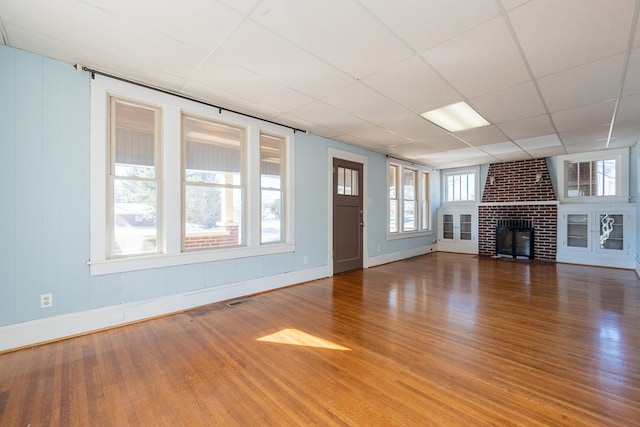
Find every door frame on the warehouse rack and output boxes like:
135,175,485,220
327,148,368,276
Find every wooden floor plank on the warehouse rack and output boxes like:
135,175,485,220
1,253,640,426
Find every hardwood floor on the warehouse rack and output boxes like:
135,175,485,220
1,253,640,426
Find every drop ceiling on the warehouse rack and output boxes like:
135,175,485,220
1,0,639,169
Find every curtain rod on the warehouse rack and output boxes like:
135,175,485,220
386,154,431,168
76,64,308,135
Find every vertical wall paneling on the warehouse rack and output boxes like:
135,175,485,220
0,45,90,326
41,57,62,317
0,46,17,326
14,50,44,323
56,58,91,313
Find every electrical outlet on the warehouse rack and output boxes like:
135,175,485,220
40,293,53,308
303,255,308,265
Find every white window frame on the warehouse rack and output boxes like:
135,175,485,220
89,75,295,275
556,148,629,204
441,166,480,205
387,160,432,239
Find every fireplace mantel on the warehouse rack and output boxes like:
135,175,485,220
479,201,559,207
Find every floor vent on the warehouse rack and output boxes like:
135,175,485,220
226,298,254,308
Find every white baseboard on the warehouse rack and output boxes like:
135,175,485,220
368,244,437,268
636,258,640,279
0,266,330,353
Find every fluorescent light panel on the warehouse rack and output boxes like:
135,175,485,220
420,101,490,132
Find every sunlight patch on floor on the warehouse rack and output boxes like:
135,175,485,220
257,328,350,350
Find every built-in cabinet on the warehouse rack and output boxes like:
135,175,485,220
557,204,636,269
437,207,478,254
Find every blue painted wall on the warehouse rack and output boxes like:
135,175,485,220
0,45,434,328
0,46,91,325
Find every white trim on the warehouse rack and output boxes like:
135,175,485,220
0,266,329,353
479,201,559,207
387,230,433,240
555,148,629,204
327,148,369,276
368,244,437,267
387,160,433,236
88,243,296,275
90,75,296,275
441,165,480,205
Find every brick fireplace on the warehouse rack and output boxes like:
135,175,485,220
478,158,558,261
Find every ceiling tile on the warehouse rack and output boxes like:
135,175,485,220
497,115,556,140
437,155,497,169
391,142,453,158
181,81,283,121
633,7,640,48
91,0,245,52
287,101,372,134
2,1,210,78
216,0,261,15
363,55,461,114
509,0,635,77
514,134,562,150
564,141,609,153
422,17,530,98
612,118,640,138
526,146,568,158
419,136,472,153
321,82,413,124
607,135,640,148
622,48,640,96
559,125,609,146
250,0,413,79
537,53,625,112
381,115,451,142
191,56,312,113
499,0,530,11
359,0,500,52
455,125,510,146
214,20,355,99
551,101,615,133
615,93,640,122
349,127,414,146
337,134,387,152
493,151,532,162
470,81,546,124
481,141,523,155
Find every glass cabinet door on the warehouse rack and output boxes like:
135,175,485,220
442,214,454,240
599,213,624,250
459,214,472,241
567,214,588,248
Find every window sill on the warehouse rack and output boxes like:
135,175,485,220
558,196,630,204
387,230,433,241
89,243,296,276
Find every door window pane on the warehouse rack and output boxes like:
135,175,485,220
337,167,359,196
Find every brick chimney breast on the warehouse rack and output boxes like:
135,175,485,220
478,158,558,261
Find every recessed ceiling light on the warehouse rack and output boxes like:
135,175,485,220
420,101,490,132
